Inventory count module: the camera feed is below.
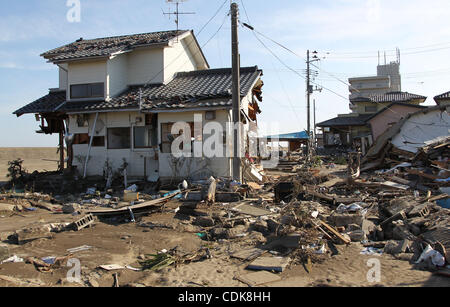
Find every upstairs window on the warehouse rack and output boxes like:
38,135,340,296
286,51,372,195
71,83,104,99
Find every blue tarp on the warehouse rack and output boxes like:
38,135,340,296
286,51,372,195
265,131,309,140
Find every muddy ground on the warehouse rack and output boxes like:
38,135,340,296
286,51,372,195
0,151,448,288
0,198,448,287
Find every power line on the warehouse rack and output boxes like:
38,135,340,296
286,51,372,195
241,23,349,101
240,22,360,93
323,41,450,56
325,45,450,59
239,1,448,131
240,0,304,128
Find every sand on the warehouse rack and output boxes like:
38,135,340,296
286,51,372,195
0,148,59,182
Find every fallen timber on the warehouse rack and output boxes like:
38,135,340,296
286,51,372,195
87,193,180,217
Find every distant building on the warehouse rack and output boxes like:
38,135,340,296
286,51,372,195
265,131,309,152
349,61,401,103
317,56,428,154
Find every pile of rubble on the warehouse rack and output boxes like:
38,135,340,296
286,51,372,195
1,150,449,284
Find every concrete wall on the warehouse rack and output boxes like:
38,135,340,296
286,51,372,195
369,104,424,141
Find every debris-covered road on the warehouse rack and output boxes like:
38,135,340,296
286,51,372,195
0,155,449,287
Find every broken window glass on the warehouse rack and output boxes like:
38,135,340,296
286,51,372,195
73,134,105,147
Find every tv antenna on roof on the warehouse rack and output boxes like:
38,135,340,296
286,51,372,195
163,0,195,38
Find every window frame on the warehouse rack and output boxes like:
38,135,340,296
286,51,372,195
133,125,157,149
70,83,105,99
160,122,195,154
107,127,131,150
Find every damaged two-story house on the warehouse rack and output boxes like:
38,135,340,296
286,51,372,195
13,30,264,182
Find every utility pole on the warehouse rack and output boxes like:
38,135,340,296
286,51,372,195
306,50,311,152
306,50,320,158
313,99,316,148
231,2,242,182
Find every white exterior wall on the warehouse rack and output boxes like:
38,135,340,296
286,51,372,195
69,111,158,178
164,38,198,82
59,64,68,90
68,105,256,180
158,110,233,180
67,60,107,100
107,54,128,98
127,48,164,85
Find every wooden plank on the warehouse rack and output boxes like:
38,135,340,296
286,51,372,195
318,220,351,245
406,169,443,181
388,176,428,192
87,193,177,215
318,178,344,188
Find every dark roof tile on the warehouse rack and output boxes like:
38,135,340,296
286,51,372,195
317,114,372,127
58,66,261,113
42,30,189,62
350,91,427,104
13,90,66,116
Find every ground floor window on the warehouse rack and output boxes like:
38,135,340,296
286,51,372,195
73,134,105,147
161,122,194,153
107,128,130,149
134,126,157,148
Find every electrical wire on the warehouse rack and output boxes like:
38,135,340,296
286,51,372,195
142,0,229,88
240,21,360,94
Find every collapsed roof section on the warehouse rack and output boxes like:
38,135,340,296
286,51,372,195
363,105,450,169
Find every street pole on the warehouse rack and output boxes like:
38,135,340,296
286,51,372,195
313,99,316,148
306,50,311,158
231,2,242,182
